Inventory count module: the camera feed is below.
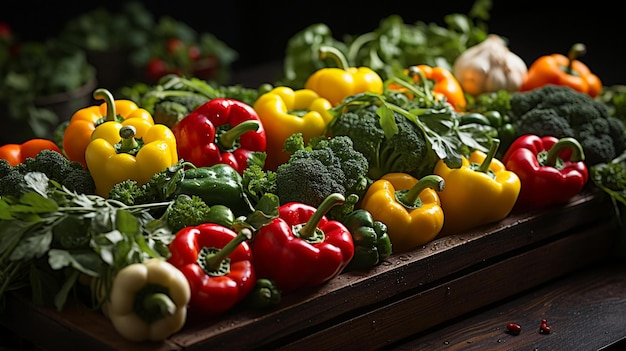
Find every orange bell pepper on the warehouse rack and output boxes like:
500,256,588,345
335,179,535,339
389,65,467,112
521,43,602,98
0,138,61,166
63,88,154,168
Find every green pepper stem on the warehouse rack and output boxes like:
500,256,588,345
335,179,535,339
118,125,139,153
478,139,500,173
566,43,586,76
142,292,176,319
93,88,117,122
205,228,252,272
219,120,260,150
545,137,585,166
297,193,345,240
397,175,445,208
319,46,350,71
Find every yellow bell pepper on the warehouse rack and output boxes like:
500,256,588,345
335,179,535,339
360,173,445,253
253,86,333,170
433,140,521,236
86,121,178,197
304,46,383,106
63,88,154,168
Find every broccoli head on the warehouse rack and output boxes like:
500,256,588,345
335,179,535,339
326,105,430,179
4,150,95,196
275,134,370,221
510,85,626,165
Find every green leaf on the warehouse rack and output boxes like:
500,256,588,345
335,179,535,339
376,105,399,139
14,191,58,213
0,219,38,256
11,229,52,261
54,269,79,311
48,249,99,276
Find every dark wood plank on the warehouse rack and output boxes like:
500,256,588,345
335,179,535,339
386,259,626,351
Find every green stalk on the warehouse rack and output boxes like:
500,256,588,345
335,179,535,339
543,137,585,167
295,193,345,243
93,88,117,122
219,120,260,150
319,46,350,71
200,228,252,275
396,175,445,209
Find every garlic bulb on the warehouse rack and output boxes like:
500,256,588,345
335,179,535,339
453,34,528,96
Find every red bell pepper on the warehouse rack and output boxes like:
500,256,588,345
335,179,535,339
0,138,62,166
172,98,267,173
167,223,256,316
502,134,588,209
251,193,354,293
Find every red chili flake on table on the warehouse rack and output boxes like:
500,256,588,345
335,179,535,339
506,323,522,335
539,319,551,334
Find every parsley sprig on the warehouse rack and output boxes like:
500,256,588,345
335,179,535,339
0,172,174,312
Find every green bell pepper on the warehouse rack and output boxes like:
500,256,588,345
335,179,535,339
342,209,393,271
175,163,255,217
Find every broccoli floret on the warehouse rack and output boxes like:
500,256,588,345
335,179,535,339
152,95,208,128
109,179,147,205
275,134,370,221
165,194,226,233
326,105,430,179
510,85,626,165
0,159,26,198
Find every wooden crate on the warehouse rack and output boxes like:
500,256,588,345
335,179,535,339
0,189,620,350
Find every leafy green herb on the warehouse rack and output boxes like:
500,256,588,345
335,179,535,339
0,173,174,311
280,0,491,89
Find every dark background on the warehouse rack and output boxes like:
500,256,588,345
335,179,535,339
3,1,624,85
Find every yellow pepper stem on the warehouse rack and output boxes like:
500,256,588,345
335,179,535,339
396,175,445,209
543,137,585,167
295,193,345,243
219,120,260,150
93,88,117,122
117,125,140,154
319,45,350,71
475,138,501,174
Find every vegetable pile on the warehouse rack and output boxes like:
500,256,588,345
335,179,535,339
4,0,626,344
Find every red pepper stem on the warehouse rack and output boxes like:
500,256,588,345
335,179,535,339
566,43,586,75
319,46,350,71
219,120,260,150
397,175,445,208
118,125,139,153
478,139,501,173
545,137,585,166
205,228,252,272
93,88,117,122
297,193,345,240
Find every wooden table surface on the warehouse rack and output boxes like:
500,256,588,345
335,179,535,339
384,258,626,351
